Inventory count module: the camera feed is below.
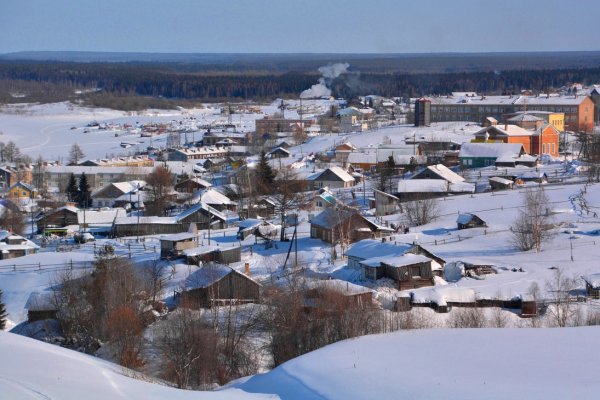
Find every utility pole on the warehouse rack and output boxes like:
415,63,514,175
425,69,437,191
136,184,140,243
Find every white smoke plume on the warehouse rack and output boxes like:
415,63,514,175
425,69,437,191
300,62,350,99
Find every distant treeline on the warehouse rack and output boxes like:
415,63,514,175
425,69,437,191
1,60,600,109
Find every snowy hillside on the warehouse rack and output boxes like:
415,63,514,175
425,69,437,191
232,326,600,400
0,331,276,400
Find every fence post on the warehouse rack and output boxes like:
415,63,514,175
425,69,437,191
70,259,73,270
38,262,41,271
13,264,16,272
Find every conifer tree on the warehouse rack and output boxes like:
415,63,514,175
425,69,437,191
256,151,275,194
66,173,79,203
78,173,91,208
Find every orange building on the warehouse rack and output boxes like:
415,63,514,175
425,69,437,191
474,121,559,157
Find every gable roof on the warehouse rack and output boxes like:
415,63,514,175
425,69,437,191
191,188,234,206
308,167,355,183
412,164,465,184
176,202,227,222
397,179,475,194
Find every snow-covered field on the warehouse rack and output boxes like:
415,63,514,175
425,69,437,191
0,100,336,160
231,326,600,399
0,331,276,400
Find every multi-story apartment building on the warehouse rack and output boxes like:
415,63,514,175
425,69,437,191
429,93,594,132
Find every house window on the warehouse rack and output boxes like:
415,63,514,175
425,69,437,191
316,201,323,207
22,191,27,196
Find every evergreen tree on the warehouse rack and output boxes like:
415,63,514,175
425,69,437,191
78,173,91,208
0,289,7,330
66,173,79,203
256,151,275,194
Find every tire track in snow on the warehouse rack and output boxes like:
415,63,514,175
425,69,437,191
0,376,52,400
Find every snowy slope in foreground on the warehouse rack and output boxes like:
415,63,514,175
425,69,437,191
0,332,276,400
232,327,600,400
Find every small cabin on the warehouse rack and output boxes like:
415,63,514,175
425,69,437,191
184,244,242,265
25,291,58,322
159,232,199,259
305,279,374,309
489,176,514,191
457,213,487,230
182,264,260,308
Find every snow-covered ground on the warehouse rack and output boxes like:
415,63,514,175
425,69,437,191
0,99,337,160
0,331,276,400
231,326,600,400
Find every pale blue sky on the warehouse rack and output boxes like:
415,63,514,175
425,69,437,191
1,0,599,54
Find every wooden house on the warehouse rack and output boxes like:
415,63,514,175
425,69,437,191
361,253,434,290
7,181,36,200
174,177,212,194
241,198,276,219
25,291,58,322
457,213,487,230
182,264,260,308
268,147,291,159
310,208,392,244
37,206,79,231
159,232,199,259
582,274,600,299
0,231,39,259
91,181,145,208
308,167,356,189
374,189,399,216
184,244,242,265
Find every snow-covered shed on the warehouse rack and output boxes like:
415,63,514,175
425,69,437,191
456,213,487,230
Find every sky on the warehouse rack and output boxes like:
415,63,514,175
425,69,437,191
1,0,599,54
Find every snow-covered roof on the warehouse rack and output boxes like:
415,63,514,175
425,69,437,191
363,253,431,268
184,264,233,289
25,291,57,311
397,179,474,194
77,208,127,225
456,213,483,225
159,232,198,242
421,164,465,183
459,142,524,159
347,239,413,260
191,188,234,206
476,124,532,137
411,286,477,306
489,176,513,185
182,245,221,257
114,216,177,225
430,94,588,106
238,219,264,230
308,166,355,183
176,202,226,222
347,152,377,165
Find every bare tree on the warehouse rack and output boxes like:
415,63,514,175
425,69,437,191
68,143,85,165
545,268,579,327
0,202,25,235
271,168,310,242
146,165,173,216
404,196,440,226
157,309,219,388
512,188,554,252
448,307,487,328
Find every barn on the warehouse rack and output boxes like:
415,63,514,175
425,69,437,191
182,264,260,308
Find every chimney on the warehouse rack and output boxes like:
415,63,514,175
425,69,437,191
244,262,250,276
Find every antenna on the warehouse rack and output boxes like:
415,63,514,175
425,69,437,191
278,99,288,119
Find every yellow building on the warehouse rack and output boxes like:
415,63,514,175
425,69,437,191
548,112,565,132
8,181,37,200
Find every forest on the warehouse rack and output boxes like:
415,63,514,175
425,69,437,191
1,52,600,109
